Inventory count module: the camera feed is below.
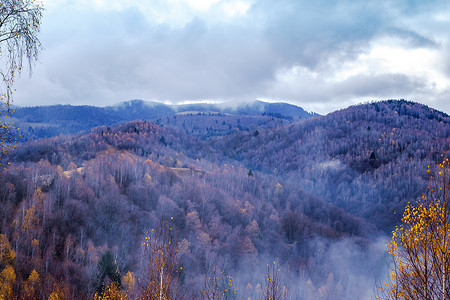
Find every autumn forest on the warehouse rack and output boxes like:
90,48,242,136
0,99,449,299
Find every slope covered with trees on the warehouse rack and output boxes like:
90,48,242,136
12,100,316,140
0,120,369,298
0,100,449,298
214,100,450,230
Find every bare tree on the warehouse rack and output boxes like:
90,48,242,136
202,266,237,300
0,0,43,159
262,262,287,300
0,0,43,101
139,219,182,300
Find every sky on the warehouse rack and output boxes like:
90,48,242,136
13,0,450,114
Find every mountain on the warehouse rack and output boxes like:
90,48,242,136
12,99,317,140
12,104,122,137
1,99,449,299
212,99,450,229
226,100,317,119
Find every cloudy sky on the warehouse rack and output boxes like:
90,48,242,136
13,0,450,114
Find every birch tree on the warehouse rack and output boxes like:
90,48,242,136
140,220,181,300
0,0,43,158
378,156,450,299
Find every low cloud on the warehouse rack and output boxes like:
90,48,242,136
13,0,450,114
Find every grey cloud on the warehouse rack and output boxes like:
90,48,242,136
442,42,450,77
265,72,430,114
17,10,272,103
256,0,445,72
387,27,438,48
13,0,450,114
255,0,388,70
336,73,427,97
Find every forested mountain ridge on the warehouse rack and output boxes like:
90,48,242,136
0,99,449,299
11,100,316,140
213,100,450,230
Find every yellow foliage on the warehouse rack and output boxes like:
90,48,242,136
21,269,40,299
378,157,450,299
141,220,180,299
145,173,152,183
0,265,15,283
48,289,63,300
262,262,287,300
27,269,39,284
0,264,16,299
94,282,127,300
0,234,15,265
31,238,39,248
122,271,135,294
275,183,283,194
22,205,39,231
48,282,70,300
202,266,237,299
48,291,62,300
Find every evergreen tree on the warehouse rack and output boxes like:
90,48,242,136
97,250,122,293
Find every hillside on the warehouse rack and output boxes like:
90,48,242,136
0,99,449,299
213,100,450,229
0,120,370,299
12,100,316,140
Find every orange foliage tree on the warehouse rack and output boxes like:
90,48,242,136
0,264,16,299
0,234,16,299
94,282,128,300
378,156,450,299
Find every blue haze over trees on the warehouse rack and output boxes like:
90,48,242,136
0,99,449,298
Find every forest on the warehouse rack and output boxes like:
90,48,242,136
0,99,449,299
11,100,314,141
